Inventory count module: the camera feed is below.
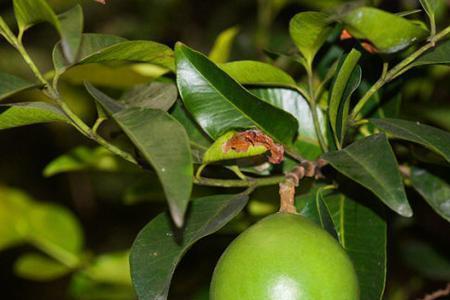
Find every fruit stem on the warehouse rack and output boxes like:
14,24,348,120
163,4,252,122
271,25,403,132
279,179,297,214
278,160,327,214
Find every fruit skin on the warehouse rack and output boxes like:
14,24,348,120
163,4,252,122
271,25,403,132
210,213,359,300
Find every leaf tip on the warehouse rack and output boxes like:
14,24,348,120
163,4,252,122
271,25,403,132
175,41,186,51
170,209,185,228
397,203,413,218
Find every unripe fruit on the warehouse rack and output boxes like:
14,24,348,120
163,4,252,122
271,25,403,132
210,213,359,300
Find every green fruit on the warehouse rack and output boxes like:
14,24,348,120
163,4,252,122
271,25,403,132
210,213,359,300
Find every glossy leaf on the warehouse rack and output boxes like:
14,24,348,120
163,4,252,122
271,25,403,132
220,60,296,87
14,253,71,281
120,82,178,111
0,102,69,130
171,101,211,163
410,39,450,67
86,83,193,227
300,188,337,239
203,131,267,164
251,88,326,160
0,72,37,101
370,118,450,163
43,146,126,177
410,167,450,222
289,12,333,66
324,192,387,300
175,43,298,146
341,7,428,53
209,26,239,63
323,134,412,217
329,49,361,147
130,193,249,300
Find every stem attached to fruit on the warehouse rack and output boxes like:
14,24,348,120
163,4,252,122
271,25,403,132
279,160,327,214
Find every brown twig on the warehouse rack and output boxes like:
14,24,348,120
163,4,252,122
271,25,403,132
418,283,450,300
279,159,327,214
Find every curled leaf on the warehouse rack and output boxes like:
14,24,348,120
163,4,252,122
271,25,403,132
202,130,284,165
223,130,284,164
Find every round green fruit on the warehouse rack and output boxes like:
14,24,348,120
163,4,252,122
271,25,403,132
210,212,359,300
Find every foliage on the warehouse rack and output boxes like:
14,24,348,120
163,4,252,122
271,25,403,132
0,0,449,299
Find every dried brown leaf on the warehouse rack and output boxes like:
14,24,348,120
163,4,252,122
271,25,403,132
222,130,284,164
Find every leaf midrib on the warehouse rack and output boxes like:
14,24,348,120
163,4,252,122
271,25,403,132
182,52,289,143
377,120,449,161
330,144,401,206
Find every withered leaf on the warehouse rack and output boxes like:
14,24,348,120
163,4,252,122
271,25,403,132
223,130,284,164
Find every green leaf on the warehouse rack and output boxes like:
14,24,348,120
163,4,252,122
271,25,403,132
52,33,126,74
130,193,249,300
120,82,178,111
220,60,296,87
203,131,268,164
370,118,450,163
0,16,17,44
175,43,298,146
209,26,239,64
323,134,412,217
86,83,193,227
419,0,438,18
0,186,32,250
58,5,83,63
329,49,361,148
0,186,83,268
289,12,333,67
171,101,211,163
0,102,69,130
410,167,450,222
82,251,131,285
14,1,83,62
300,188,338,239
251,88,327,160
14,0,60,35
28,203,84,261
53,33,174,76
419,0,437,34
0,72,37,101
324,193,387,300
410,39,450,67
341,7,428,53
80,40,174,70
69,273,135,300
43,146,126,177
14,253,71,281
